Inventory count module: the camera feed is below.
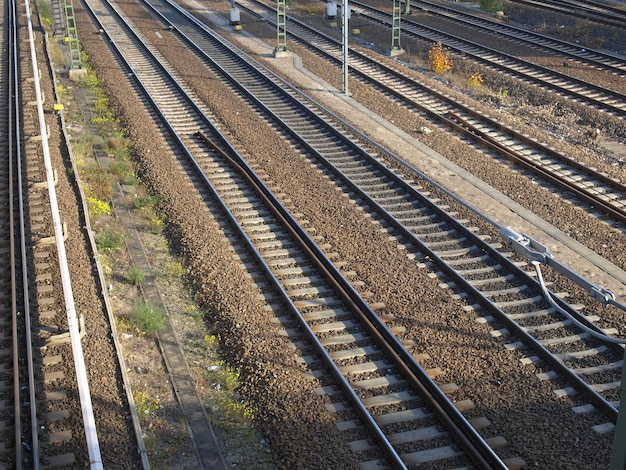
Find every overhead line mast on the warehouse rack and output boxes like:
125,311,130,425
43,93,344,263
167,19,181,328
274,0,289,57
389,0,404,56
51,0,85,76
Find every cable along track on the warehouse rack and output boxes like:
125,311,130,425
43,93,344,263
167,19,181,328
139,0,626,433
232,0,626,226
82,0,520,467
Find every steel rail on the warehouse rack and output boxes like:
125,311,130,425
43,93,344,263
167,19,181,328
83,3,624,470
196,129,503,469
166,0,625,422
143,0,625,423
194,131,408,469
447,111,626,225
7,0,24,464
83,0,508,464
258,93,625,419
350,0,626,116
506,0,626,29
235,0,626,225
406,0,626,73
150,0,623,430
12,0,40,464
23,0,103,466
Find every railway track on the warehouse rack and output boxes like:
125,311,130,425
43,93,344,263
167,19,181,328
506,0,626,30
1,0,24,464
84,0,625,465
350,0,626,116
234,0,626,226
405,0,626,74
1,0,107,466
80,0,521,466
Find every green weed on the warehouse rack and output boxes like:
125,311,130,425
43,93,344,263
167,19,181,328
95,228,125,252
131,300,166,335
72,133,98,161
82,163,113,202
134,195,162,210
480,0,502,13
164,261,185,278
134,390,161,418
125,266,145,285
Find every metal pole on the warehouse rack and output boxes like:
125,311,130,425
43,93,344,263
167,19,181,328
389,0,404,56
275,0,288,56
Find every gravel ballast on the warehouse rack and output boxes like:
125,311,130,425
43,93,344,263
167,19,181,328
63,0,626,467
